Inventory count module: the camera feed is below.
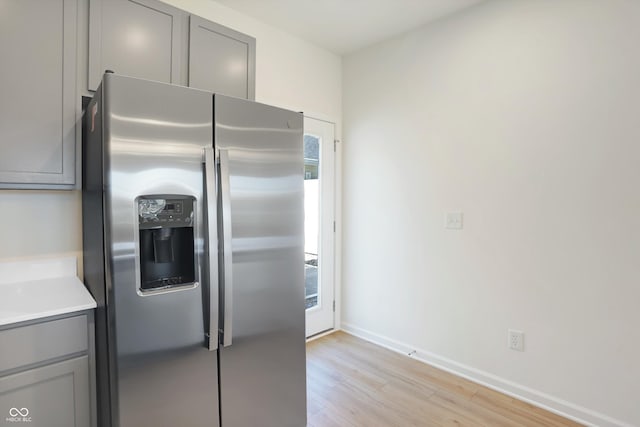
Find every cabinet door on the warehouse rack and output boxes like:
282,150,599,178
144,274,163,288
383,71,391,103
0,0,77,188
189,16,256,100
88,0,186,91
0,356,89,427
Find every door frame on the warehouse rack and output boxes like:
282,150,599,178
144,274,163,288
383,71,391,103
303,115,339,337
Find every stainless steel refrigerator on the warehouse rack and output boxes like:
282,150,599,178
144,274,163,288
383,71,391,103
82,74,306,427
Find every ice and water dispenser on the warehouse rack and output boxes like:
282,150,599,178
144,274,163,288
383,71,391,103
137,196,196,292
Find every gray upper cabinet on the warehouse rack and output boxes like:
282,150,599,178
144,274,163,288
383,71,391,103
0,0,255,189
88,0,186,91
189,16,256,100
0,0,77,188
90,0,256,98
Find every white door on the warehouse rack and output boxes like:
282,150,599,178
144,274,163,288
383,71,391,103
304,117,336,337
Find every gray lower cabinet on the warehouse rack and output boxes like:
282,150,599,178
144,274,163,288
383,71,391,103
0,357,90,427
0,313,95,427
0,0,77,189
88,0,186,91
188,16,256,100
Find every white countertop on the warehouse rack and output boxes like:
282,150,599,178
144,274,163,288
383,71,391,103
0,257,96,326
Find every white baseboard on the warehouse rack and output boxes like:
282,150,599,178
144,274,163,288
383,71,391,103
341,322,633,427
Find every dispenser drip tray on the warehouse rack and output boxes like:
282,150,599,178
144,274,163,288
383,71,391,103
142,276,188,291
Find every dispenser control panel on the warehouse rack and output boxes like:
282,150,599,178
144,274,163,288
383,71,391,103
137,195,196,292
138,197,194,229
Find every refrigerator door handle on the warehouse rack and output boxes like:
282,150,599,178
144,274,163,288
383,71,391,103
218,148,234,347
203,147,219,351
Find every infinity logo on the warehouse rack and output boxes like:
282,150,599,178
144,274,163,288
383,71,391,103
9,408,29,417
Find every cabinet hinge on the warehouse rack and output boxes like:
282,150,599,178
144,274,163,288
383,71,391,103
333,221,336,232
333,300,336,312
334,139,340,152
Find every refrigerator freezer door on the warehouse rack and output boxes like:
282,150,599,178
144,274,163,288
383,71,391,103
215,95,307,427
103,75,219,427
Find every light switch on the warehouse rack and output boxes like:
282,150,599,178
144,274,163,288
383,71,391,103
445,212,463,229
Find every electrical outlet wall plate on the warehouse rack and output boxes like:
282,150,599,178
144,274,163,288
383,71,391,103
508,329,524,351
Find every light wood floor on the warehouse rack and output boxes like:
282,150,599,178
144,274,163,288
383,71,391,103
306,331,582,427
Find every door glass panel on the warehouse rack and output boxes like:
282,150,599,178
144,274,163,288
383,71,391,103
304,134,320,309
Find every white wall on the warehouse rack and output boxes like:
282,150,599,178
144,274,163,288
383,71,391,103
0,191,82,261
0,0,341,271
342,1,640,426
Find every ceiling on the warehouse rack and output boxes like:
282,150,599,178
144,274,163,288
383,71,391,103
213,0,485,55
